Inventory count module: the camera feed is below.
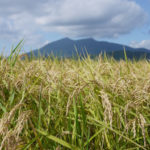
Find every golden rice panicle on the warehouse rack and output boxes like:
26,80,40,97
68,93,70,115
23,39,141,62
100,90,113,128
139,114,146,147
0,103,30,150
132,119,136,138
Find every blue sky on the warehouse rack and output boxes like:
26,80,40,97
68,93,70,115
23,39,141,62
0,0,150,56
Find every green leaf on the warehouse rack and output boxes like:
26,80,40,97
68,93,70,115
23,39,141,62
8,40,23,62
88,117,147,150
124,48,128,62
9,91,15,105
22,137,36,150
84,127,104,147
0,101,6,113
36,129,80,150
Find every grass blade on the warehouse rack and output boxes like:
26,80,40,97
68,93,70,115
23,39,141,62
36,129,80,150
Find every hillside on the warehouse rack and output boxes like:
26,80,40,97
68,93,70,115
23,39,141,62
26,38,150,59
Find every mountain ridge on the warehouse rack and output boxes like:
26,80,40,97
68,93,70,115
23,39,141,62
26,37,150,59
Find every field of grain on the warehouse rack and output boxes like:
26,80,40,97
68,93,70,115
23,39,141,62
0,48,150,149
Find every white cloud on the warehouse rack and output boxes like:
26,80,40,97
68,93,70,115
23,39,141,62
0,0,148,47
0,0,48,47
130,40,150,50
35,0,147,38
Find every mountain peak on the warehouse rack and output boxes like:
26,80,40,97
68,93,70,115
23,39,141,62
60,37,72,41
26,38,150,59
76,37,95,42
60,37,95,42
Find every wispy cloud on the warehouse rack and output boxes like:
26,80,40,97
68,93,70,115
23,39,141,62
130,40,150,50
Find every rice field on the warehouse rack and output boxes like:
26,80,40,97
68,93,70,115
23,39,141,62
0,45,150,149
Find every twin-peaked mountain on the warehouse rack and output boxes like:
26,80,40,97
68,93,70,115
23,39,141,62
26,38,150,59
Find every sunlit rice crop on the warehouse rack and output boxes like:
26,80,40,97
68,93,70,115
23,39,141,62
0,43,150,149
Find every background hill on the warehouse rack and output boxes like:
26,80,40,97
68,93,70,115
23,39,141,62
26,38,150,59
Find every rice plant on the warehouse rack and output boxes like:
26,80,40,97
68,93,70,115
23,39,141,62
0,43,150,149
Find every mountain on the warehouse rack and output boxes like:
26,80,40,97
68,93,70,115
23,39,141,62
26,38,150,60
